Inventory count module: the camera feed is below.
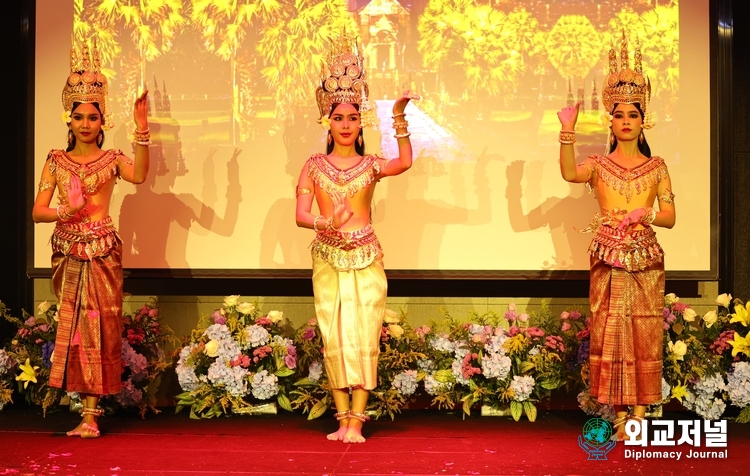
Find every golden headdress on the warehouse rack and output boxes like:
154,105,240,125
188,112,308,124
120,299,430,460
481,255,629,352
602,32,653,129
62,37,113,130
315,31,373,127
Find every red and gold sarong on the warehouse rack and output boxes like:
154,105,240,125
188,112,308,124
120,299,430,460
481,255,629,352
311,225,386,390
588,225,664,405
48,217,123,395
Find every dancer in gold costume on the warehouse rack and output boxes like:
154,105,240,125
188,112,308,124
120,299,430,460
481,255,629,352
557,34,675,441
296,32,418,443
32,39,150,438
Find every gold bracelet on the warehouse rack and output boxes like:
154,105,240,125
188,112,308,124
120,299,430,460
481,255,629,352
394,132,411,139
639,207,656,225
132,128,152,146
326,216,340,232
559,130,576,144
392,113,406,119
392,121,409,130
56,204,74,221
312,215,324,232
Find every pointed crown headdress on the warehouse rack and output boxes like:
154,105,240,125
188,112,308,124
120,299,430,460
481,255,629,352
62,37,113,130
315,31,373,126
602,32,653,129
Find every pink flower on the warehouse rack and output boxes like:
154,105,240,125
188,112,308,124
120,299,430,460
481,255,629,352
35,338,43,344
569,310,582,321
561,322,571,332
308,317,318,326
415,325,431,338
518,313,530,323
576,328,590,340
509,326,521,337
256,317,272,326
560,311,570,320
24,316,36,327
508,303,516,312
36,324,50,333
148,308,158,318
527,327,545,337
139,306,149,316
302,327,316,341
253,346,272,359
212,310,226,325
284,354,297,369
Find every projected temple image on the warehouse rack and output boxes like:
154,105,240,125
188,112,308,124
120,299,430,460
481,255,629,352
34,0,704,274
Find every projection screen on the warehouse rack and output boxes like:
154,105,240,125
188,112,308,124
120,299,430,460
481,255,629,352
32,0,712,277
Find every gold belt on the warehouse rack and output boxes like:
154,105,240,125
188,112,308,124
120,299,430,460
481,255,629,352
311,225,382,271
588,225,663,272
52,216,119,260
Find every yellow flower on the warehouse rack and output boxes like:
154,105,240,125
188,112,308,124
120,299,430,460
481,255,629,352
682,308,697,322
729,303,750,327
600,113,613,128
384,309,400,324
728,331,750,357
267,310,284,323
237,302,255,315
223,295,240,308
37,301,51,314
320,114,331,130
671,383,688,402
16,358,39,389
61,110,71,125
716,293,733,308
667,340,687,360
387,324,404,339
702,310,718,328
204,339,220,358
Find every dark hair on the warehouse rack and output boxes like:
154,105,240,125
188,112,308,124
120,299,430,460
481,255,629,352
325,103,365,156
66,102,105,152
607,103,651,158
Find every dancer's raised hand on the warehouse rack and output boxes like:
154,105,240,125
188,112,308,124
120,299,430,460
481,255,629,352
330,190,352,230
557,101,581,130
392,90,421,116
65,176,87,214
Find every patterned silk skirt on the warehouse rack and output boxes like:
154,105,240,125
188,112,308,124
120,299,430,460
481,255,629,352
48,217,124,395
311,226,387,390
588,252,665,406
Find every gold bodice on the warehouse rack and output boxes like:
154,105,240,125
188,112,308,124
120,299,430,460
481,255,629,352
306,153,381,197
588,154,668,203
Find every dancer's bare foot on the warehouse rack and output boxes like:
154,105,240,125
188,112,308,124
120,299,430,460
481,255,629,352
343,411,369,443
610,415,628,442
327,411,349,441
67,407,102,438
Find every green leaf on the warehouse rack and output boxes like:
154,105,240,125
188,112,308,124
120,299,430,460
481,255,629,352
274,367,295,377
293,377,318,387
433,370,455,383
462,397,473,416
308,400,329,420
523,401,537,422
277,394,292,412
510,401,523,421
519,361,535,373
539,378,561,390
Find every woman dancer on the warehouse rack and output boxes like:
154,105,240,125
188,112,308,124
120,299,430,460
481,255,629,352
295,33,418,443
32,39,150,438
557,35,675,441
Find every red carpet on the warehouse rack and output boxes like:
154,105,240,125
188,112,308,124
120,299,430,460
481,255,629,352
1,407,749,475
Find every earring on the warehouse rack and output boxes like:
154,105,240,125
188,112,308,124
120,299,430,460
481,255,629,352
327,133,332,145
67,130,74,145
610,133,614,146
97,132,103,147
639,131,644,144
357,134,363,147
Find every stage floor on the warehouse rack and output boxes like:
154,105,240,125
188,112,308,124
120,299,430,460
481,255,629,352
1,407,749,475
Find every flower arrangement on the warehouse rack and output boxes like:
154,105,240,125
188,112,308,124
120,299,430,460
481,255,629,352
417,303,566,421
0,298,174,416
0,300,58,410
289,309,425,420
174,296,298,418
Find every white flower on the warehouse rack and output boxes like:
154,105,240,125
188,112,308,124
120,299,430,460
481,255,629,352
37,301,51,314
717,293,733,308
204,339,220,358
267,310,284,323
320,114,331,130
387,324,404,339
665,293,679,305
384,309,400,324
61,110,71,125
237,302,255,315
50,350,55,363
600,113,614,128
668,340,688,360
223,295,240,308
703,310,718,328
682,308,697,322
52,311,59,322
518,313,529,323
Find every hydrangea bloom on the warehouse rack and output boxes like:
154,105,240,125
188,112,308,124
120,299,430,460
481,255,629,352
392,370,418,396
510,375,535,402
481,352,512,380
308,361,323,382
251,370,279,400
0,349,13,375
244,325,270,348
661,378,671,402
121,339,148,382
727,362,750,408
417,359,435,371
175,345,201,391
429,334,454,353
207,359,249,397
484,334,508,355
424,374,453,395
115,379,144,407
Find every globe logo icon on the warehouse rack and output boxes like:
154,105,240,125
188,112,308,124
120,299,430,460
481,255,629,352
582,418,612,446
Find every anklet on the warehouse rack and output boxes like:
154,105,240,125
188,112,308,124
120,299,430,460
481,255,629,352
347,411,370,422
